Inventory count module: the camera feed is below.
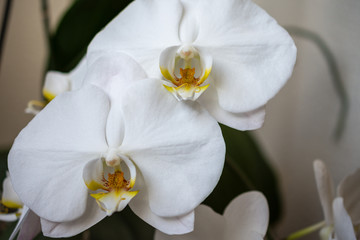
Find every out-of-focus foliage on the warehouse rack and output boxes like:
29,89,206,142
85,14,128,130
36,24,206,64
204,125,282,224
48,0,133,72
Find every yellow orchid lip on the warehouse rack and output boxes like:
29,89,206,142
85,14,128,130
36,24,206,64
160,45,212,101
90,170,138,215
85,155,138,216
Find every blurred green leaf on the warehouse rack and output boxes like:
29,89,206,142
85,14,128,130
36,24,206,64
48,0,133,72
0,149,9,181
204,125,282,224
91,207,154,240
0,222,16,240
33,207,154,240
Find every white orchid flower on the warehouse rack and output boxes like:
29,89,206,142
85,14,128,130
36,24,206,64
87,0,296,130
25,57,87,115
314,159,360,240
154,191,269,240
9,54,225,238
0,172,23,222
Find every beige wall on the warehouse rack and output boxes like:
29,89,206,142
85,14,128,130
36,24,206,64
0,0,72,148
254,0,360,238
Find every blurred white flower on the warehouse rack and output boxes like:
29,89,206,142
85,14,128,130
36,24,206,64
25,58,87,115
314,159,360,240
0,172,22,222
9,54,225,238
154,191,269,240
88,0,296,130
0,173,41,240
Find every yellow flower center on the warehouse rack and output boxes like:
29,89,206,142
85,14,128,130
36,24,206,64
173,68,199,86
104,171,130,192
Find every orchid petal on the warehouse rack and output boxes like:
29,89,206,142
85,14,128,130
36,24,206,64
68,56,87,90
84,52,147,147
314,159,335,225
332,197,356,240
91,190,137,216
17,210,41,240
41,195,106,238
159,46,179,82
198,84,266,130
186,0,296,113
154,205,225,240
83,159,105,191
2,173,22,209
130,173,194,235
0,213,19,222
337,168,360,224
8,86,110,222
42,57,86,100
88,0,182,78
42,71,71,101
119,79,225,217
224,191,269,240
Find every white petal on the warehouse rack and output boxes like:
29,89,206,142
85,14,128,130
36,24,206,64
91,190,137,216
43,56,87,96
188,0,296,113
0,213,19,222
88,0,182,78
159,46,179,82
43,71,71,101
154,205,225,240
84,52,147,147
119,79,225,217
198,83,266,130
85,52,147,102
41,195,106,238
83,159,104,191
2,173,22,208
223,191,269,240
8,86,110,222
17,210,41,240
68,56,87,90
314,159,335,225
130,174,194,235
333,197,356,240
337,168,360,224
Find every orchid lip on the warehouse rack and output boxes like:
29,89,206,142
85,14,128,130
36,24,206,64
160,45,212,101
84,152,138,215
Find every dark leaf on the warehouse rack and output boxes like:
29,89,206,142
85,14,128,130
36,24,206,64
48,0,133,72
204,124,282,224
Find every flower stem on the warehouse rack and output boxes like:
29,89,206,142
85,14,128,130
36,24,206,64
285,221,326,240
285,26,349,141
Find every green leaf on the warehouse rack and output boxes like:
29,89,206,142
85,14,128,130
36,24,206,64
91,208,154,240
0,149,9,181
204,125,282,224
48,0,133,72
31,207,154,240
0,222,17,240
